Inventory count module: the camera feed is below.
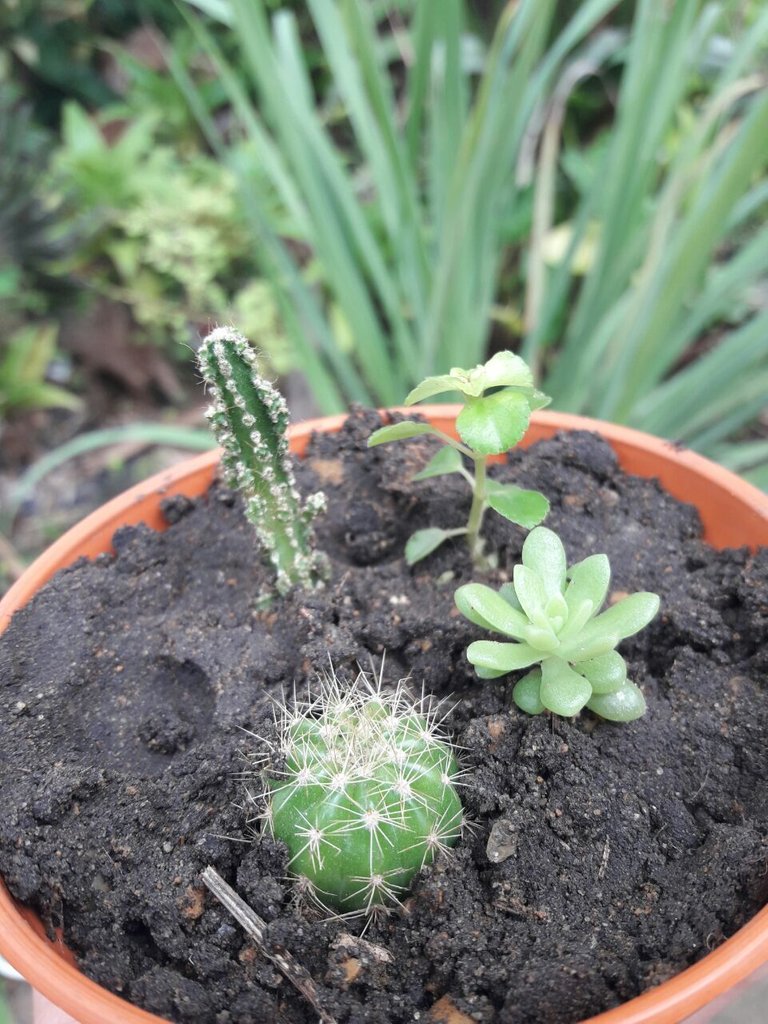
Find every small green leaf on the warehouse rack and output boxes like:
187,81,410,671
455,583,529,638
528,389,552,411
562,598,595,639
513,668,545,715
467,640,541,673
544,592,568,625
585,592,661,643
412,445,463,481
485,482,550,529
587,681,647,722
405,527,458,565
579,651,627,694
368,421,437,446
404,374,463,405
471,351,534,392
539,658,592,717
456,391,531,455
522,527,566,600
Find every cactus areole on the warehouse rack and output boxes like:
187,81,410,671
258,671,465,915
197,327,327,594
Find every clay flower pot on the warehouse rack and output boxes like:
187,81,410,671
1,408,767,1024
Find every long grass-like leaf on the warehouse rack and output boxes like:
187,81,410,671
175,0,767,478
544,0,700,401
634,311,768,439
9,425,215,522
602,88,768,420
176,3,373,408
525,28,624,343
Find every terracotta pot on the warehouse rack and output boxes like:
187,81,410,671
1,408,767,1024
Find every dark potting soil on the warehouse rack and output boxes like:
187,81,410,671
1,407,767,1024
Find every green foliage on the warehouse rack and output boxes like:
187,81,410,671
1,0,117,120
0,86,75,315
456,526,660,720
0,323,81,416
54,104,279,354
522,1,768,482
368,352,550,568
176,0,768,483
0,0,184,124
175,0,617,412
260,668,464,915
197,327,327,593
6,423,214,529
0,86,80,418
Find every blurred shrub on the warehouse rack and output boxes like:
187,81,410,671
53,102,289,365
0,85,80,414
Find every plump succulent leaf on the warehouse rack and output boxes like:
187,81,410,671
540,658,593,716
498,582,523,610
579,592,661,644
475,664,511,680
522,527,567,600
513,669,546,714
485,481,550,529
587,681,647,722
466,640,541,672
578,651,627,694
412,445,464,480
456,390,531,455
513,564,553,631
455,583,529,638
559,630,621,664
563,554,611,627
522,624,561,652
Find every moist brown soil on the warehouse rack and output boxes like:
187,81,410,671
1,407,767,1024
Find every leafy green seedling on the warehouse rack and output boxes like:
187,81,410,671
256,669,464,916
368,352,551,569
197,327,327,594
455,526,660,721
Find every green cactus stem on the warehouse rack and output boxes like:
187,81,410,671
197,327,327,593
255,669,465,916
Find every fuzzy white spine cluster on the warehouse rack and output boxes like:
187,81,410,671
198,327,327,593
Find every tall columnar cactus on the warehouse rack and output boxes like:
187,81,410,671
256,670,465,916
197,327,327,593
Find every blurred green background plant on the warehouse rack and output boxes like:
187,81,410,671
175,0,768,481
1,0,767,598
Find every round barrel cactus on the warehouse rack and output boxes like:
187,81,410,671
260,671,464,915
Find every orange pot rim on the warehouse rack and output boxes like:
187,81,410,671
1,408,767,1024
